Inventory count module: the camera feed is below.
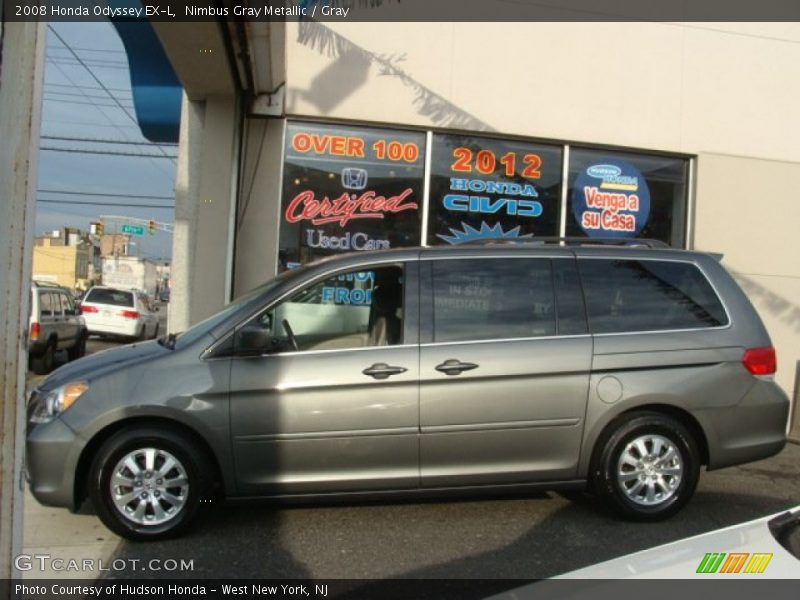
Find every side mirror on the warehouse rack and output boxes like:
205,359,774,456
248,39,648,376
236,325,271,355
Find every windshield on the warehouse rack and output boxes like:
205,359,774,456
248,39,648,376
173,270,299,348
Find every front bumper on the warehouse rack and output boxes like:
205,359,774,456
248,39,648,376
26,413,82,510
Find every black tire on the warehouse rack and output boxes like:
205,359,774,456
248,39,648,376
67,331,87,361
590,412,700,521
134,326,146,342
31,340,56,375
88,426,211,541
152,323,160,340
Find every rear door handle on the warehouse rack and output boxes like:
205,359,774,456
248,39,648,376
435,359,479,376
362,363,408,380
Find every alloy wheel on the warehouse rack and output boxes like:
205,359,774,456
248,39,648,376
109,448,189,526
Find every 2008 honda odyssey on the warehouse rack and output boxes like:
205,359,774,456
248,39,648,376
26,240,789,540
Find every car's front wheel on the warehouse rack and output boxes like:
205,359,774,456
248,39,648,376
591,412,700,521
89,426,211,540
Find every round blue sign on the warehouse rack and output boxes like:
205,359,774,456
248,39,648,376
571,159,650,238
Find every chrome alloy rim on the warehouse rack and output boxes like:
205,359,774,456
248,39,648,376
110,448,189,526
616,434,682,506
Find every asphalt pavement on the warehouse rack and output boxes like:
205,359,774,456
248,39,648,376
22,327,800,581
107,444,800,579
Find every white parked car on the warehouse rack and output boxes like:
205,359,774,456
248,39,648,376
79,286,160,341
552,505,800,579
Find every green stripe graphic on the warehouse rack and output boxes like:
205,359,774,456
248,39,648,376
697,553,726,573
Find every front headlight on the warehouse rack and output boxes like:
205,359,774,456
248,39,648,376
29,381,88,423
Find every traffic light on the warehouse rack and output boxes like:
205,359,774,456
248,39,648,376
148,220,156,235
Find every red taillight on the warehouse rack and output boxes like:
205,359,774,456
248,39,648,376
80,305,98,314
742,347,776,375
119,310,140,319
30,322,40,341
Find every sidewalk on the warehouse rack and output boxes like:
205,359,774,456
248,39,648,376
22,490,120,579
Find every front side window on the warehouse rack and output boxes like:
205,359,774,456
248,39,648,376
579,259,729,333
237,265,405,354
431,259,555,343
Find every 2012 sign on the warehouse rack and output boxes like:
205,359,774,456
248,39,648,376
450,147,542,179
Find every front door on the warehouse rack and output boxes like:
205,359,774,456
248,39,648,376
419,256,592,487
229,262,420,495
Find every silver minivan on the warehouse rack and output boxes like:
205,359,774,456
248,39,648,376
26,241,789,539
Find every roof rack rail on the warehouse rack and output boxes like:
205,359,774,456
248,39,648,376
461,237,670,249
31,280,65,288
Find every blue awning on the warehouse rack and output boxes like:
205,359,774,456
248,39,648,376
112,18,182,143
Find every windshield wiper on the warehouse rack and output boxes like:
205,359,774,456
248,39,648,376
157,332,178,350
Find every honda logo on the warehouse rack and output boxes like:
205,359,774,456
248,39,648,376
341,167,368,190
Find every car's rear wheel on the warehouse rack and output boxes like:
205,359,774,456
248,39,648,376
591,412,700,521
30,340,56,375
67,331,87,361
89,426,211,540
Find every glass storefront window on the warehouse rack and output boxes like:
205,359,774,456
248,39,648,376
277,121,692,271
279,122,426,268
427,135,562,245
566,148,688,246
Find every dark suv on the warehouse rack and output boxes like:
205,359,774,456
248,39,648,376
26,240,789,539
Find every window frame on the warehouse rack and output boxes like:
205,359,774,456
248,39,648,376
278,119,695,273
420,255,588,346
228,260,419,359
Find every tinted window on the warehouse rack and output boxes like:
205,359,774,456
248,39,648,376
85,288,134,307
553,259,588,335
432,259,555,343
579,259,728,333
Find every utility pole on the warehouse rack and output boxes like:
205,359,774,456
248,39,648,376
0,16,47,584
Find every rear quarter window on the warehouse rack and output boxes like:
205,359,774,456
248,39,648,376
84,288,134,307
578,259,729,334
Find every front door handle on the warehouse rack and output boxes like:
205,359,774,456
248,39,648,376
362,363,408,380
435,359,479,376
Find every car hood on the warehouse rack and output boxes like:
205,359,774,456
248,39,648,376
38,340,169,391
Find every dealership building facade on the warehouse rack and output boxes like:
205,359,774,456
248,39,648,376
150,20,800,399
